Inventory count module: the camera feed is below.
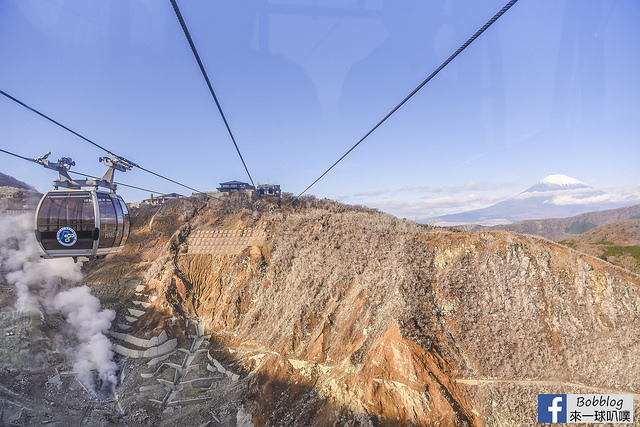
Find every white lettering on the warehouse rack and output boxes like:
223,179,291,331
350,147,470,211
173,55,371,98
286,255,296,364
548,396,563,423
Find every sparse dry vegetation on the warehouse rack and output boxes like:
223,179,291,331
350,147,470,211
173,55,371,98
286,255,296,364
3,193,640,426
103,197,640,425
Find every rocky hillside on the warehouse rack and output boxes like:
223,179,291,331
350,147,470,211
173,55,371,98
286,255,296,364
0,172,41,212
83,194,640,426
2,194,640,426
0,171,35,190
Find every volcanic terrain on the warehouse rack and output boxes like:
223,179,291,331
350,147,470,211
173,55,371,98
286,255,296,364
1,192,639,426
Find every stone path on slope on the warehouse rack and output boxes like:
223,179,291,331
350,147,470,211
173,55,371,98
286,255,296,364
111,285,246,424
111,285,177,359
152,321,211,406
455,378,640,397
140,319,244,410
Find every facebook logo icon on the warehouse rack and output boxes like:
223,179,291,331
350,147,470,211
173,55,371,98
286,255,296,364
538,394,567,423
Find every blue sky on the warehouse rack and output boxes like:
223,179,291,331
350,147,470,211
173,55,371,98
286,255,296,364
1,0,639,219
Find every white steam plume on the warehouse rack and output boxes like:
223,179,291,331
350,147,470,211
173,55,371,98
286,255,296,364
0,212,80,311
0,212,117,390
53,285,118,387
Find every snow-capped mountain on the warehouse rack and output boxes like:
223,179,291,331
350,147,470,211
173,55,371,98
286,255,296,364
432,175,629,226
523,174,590,193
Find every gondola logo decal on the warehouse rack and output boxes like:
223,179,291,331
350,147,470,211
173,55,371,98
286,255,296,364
56,227,78,246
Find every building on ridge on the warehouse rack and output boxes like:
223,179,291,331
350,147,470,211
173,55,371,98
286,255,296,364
217,181,255,194
142,193,185,205
256,184,281,198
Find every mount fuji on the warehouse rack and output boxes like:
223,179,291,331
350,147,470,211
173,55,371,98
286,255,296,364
522,174,590,193
433,174,625,226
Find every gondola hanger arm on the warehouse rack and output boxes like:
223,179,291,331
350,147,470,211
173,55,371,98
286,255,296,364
34,152,132,192
99,155,134,189
34,152,81,189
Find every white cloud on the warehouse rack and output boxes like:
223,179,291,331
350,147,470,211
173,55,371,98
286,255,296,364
348,180,518,199
549,185,640,206
352,193,510,219
342,182,640,220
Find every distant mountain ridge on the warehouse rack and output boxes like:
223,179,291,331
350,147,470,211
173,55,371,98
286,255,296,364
0,171,34,190
0,172,41,212
489,203,640,241
561,219,640,274
432,174,632,226
565,219,640,246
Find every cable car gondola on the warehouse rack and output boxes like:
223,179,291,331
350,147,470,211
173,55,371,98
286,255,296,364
34,153,132,259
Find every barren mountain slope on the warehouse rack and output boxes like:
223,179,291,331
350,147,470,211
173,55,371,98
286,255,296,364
561,219,640,274
5,195,637,425
565,219,640,246
81,195,640,426
489,203,640,241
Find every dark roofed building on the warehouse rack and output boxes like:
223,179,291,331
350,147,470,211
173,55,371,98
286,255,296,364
217,181,255,193
256,184,281,198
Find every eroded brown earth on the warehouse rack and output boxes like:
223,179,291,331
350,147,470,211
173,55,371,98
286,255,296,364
2,194,640,426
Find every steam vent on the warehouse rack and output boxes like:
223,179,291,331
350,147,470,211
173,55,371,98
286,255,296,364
1,194,640,426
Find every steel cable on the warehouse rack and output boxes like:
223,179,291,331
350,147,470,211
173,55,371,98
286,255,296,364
0,90,205,195
0,147,165,195
170,0,256,188
296,0,519,198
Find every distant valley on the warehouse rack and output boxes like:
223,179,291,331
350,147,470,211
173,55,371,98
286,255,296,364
561,218,640,274
488,203,640,241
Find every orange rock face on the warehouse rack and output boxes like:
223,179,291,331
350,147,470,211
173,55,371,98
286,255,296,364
85,196,640,425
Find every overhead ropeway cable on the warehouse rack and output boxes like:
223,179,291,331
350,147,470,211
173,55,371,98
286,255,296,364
0,147,165,195
0,90,123,160
169,0,256,189
0,147,35,163
296,0,519,199
0,89,205,195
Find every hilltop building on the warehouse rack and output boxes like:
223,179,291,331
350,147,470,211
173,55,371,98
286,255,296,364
217,181,255,194
256,184,281,198
142,193,185,205
217,181,282,198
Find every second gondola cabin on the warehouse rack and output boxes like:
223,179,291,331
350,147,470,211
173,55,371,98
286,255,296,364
35,189,130,258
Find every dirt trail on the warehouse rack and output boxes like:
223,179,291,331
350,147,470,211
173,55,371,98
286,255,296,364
455,378,640,397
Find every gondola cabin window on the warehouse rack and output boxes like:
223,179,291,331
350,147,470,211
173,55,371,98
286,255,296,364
118,196,130,247
36,191,95,250
97,192,125,248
